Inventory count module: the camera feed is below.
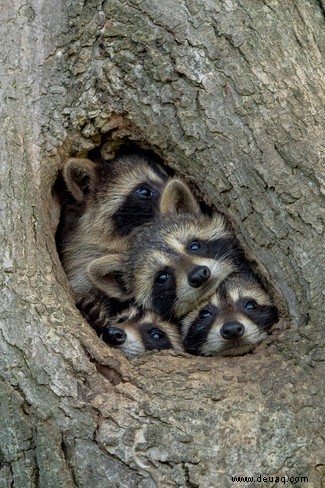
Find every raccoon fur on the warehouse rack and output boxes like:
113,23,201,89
79,299,183,358
88,178,250,320
57,149,170,297
181,271,279,356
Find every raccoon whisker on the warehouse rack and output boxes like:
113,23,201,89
121,343,145,359
242,332,266,346
174,290,203,317
164,311,177,322
228,339,250,347
186,338,208,349
212,249,245,268
114,211,154,215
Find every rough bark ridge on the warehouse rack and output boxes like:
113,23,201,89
0,0,324,487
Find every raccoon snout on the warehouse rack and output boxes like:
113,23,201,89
220,322,245,340
187,266,211,288
102,326,127,346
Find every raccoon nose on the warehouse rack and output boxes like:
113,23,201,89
220,322,245,340
188,266,211,288
102,327,127,346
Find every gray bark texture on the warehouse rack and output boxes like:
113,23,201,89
0,0,324,486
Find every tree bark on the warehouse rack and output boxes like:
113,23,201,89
1,0,324,486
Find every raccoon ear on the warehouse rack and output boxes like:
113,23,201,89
87,255,132,300
63,158,97,202
159,178,200,215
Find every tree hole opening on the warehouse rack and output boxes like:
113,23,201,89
53,128,282,363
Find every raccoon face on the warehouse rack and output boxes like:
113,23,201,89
60,152,169,295
100,307,183,358
65,154,169,238
100,161,169,237
181,272,279,356
127,215,247,319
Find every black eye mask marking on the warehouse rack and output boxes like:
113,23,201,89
141,323,173,351
112,183,160,236
183,305,218,355
241,301,279,330
151,267,177,320
187,237,250,271
198,309,212,320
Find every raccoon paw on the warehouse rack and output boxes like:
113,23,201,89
76,296,108,333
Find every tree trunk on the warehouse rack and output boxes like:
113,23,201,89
1,0,324,486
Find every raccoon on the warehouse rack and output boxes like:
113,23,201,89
181,271,279,356
79,299,183,358
56,149,170,297
88,178,249,320
104,306,183,358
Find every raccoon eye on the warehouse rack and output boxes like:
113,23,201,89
155,272,169,285
150,329,165,341
136,185,154,199
189,240,201,252
244,300,257,311
198,309,212,319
